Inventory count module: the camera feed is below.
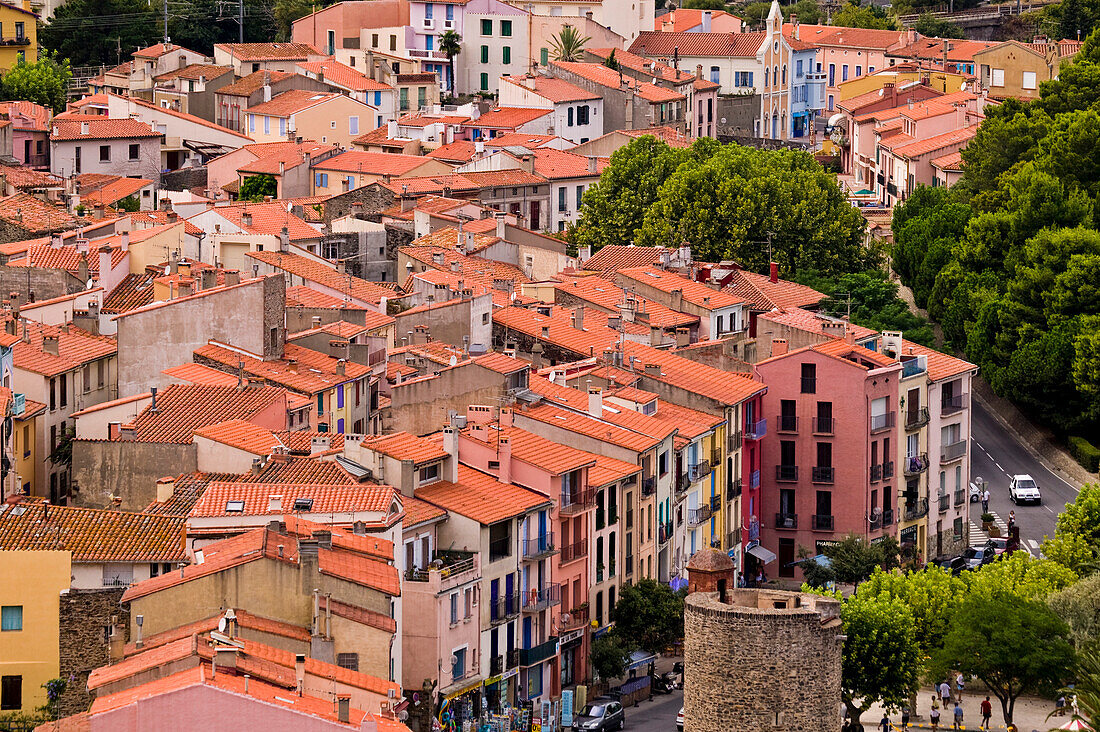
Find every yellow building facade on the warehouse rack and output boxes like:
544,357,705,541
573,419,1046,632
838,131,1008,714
0,550,72,714
0,1,36,74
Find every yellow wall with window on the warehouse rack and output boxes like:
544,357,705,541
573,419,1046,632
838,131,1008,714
0,2,37,74
0,550,71,713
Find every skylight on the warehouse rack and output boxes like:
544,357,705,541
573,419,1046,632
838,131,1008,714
225,499,245,513
293,497,314,511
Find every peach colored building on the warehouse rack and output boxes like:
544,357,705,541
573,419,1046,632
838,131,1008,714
244,90,379,148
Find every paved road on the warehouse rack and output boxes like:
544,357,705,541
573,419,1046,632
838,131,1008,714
970,399,1079,550
625,689,682,732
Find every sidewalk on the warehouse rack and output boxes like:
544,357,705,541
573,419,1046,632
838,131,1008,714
863,686,1066,731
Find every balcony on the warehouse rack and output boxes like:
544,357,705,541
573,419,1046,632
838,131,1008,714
937,494,951,513
408,48,449,60
728,431,743,452
560,538,587,564
711,447,722,466
901,358,927,379
905,406,930,430
775,464,798,482
812,514,834,531
869,511,882,530
883,461,895,479
750,469,760,490
490,655,504,676
490,593,521,623
904,454,929,476
642,477,657,496
941,440,967,463
812,416,834,434
882,508,894,527
1,36,31,45
522,532,557,560
811,466,834,484
519,637,559,667
941,393,968,415
523,583,562,613
727,478,742,501
659,521,673,545
870,411,896,433
560,488,596,515
562,605,589,630
954,488,965,506
676,473,691,495
404,550,478,592
904,498,929,521
745,418,767,440
775,513,798,530
870,464,883,482
689,460,711,482
687,505,712,527
488,536,511,562
777,414,798,433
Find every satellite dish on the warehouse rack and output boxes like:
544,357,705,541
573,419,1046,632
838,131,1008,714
218,617,227,632
86,279,94,289
449,355,458,366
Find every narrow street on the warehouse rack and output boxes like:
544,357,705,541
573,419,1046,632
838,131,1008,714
624,689,682,732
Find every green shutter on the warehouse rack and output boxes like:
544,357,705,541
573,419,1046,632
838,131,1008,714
481,18,492,35
481,45,489,63
480,73,489,91
540,47,548,66
501,20,512,36
503,46,511,65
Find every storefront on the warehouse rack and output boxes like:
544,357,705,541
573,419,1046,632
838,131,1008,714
558,628,584,688
483,667,519,719
439,678,484,731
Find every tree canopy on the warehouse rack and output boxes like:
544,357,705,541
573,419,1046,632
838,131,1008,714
793,269,935,345
610,579,684,654
830,1,897,29
913,13,965,38
0,55,71,114
239,174,278,203
590,631,633,681
572,137,875,277
1043,484,1100,575
840,593,919,726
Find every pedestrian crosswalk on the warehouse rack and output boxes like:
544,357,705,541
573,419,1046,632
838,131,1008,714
969,510,1008,549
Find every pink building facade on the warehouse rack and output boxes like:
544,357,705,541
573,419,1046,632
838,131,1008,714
753,340,901,579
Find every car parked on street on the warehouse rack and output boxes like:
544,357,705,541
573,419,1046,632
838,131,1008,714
676,707,684,732
962,546,997,570
575,701,625,731
1009,474,1042,505
935,555,966,576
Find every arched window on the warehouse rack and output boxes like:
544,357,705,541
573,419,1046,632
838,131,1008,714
782,65,787,84
764,68,770,87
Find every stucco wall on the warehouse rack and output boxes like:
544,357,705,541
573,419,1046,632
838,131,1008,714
71,440,197,510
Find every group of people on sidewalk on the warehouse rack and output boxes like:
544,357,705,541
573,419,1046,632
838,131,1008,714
877,674,1002,731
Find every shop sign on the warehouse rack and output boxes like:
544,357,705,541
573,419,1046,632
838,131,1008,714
560,628,584,645
445,679,484,701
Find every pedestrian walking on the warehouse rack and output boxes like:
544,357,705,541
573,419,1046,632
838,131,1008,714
982,488,990,513
930,705,941,730
880,713,890,731
1008,510,1016,529
940,681,952,708
980,696,992,730
901,706,910,728
956,672,965,702
953,702,964,730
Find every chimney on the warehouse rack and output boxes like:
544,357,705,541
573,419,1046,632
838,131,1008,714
120,232,129,251
573,305,584,330
279,226,289,252
294,654,306,695
519,154,534,174
701,10,712,32
696,64,703,81
268,494,283,512
588,385,602,418
311,316,322,329
251,458,262,475
498,434,512,485
263,83,272,103
336,358,346,376
241,211,253,228
441,425,459,482
645,363,662,377
80,121,89,135
312,530,332,549
201,269,216,290
42,334,59,356
793,13,800,39
771,338,788,357
155,475,175,504
670,287,684,312
224,269,241,285
495,211,506,239
337,697,351,724
387,119,398,138
150,386,159,413
769,261,779,283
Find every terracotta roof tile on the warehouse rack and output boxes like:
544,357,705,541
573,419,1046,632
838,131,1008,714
245,89,341,117
466,107,552,129
215,42,321,60
810,337,898,369
628,31,764,58
587,48,696,84
281,514,393,562
9,320,116,377
133,42,194,58
520,402,659,452
465,425,595,475
931,150,964,171
297,60,392,92
401,495,447,527
161,362,241,387
582,245,666,274
556,275,698,329
199,201,320,242
0,101,51,132
896,338,976,382
552,61,685,103
500,74,599,103
415,464,549,524
273,430,344,454
359,431,448,464
493,305,621,358
531,148,606,179
313,150,438,176
193,419,284,455
621,341,766,406
195,340,370,396
121,609,310,658
50,118,161,141
326,596,398,634
0,500,186,562
285,284,368,310
247,250,394,304
0,165,62,190
118,383,287,443
154,63,233,82
473,351,529,374
0,193,79,234
217,70,293,97
617,266,745,309
81,177,153,207
484,132,562,148
424,141,478,163
319,546,400,595
652,7,741,31
890,126,976,159
758,306,878,341
724,269,825,310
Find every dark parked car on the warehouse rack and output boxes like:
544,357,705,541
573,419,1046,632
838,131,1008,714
935,555,966,576
962,546,997,570
575,701,625,731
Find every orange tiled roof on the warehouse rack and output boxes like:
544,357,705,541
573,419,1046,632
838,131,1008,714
890,126,976,159
313,150,437,176
552,61,685,103
247,250,394,304
120,609,310,657
81,177,152,207
50,118,161,141
466,425,596,476
9,320,116,377
244,89,341,117
556,275,698,329
587,48,696,84
621,341,765,406
652,7,741,32
118,383,287,443
582,244,665,274
531,148,606,179
189,481,396,518
415,464,549,525
466,107,551,129
297,60,392,92
161,362,241,387
493,305,620,359
0,500,185,562
133,42,193,58
473,351,529,374
193,419,283,455
0,101,51,132
285,284,368,310
724,269,825,311
424,141,478,163
402,495,447,527
500,74,599,103
521,401,660,453
628,31,764,58
216,70,293,97
204,201,320,242
359,431,448,464
931,150,964,171
617,266,745,309
758,306,878,341
274,430,344,454
195,340,371,396
154,63,233,82
484,132,562,148
0,165,62,190
216,42,321,60
809,337,898,369
0,193,78,234
896,338,976,382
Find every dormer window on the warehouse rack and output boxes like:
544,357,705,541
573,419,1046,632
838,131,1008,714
418,463,441,485
292,497,314,511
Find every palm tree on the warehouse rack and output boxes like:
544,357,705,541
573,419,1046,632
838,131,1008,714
439,30,462,95
550,25,590,62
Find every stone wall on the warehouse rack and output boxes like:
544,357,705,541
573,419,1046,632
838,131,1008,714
161,166,208,193
715,95,761,138
0,264,84,299
58,587,129,716
323,184,397,223
71,440,198,510
684,590,842,732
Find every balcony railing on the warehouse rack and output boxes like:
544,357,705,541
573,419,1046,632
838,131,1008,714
776,464,798,482
777,414,798,432
750,469,760,490
812,466,835,484
870,464,883,482
562,605,589,630
812,416,834,434
812,514,834,531
711,494,722,512
658,521,673,545
905,406,930,430
711,447,722,466
883,461,895,479
882,508,894,527
490,655,504,676
901,358,927,378
523,583,562,613
904,454,929,476
521,532,556,560
941,393,967,415
869,511,882,530
941,440,967,463
904,498,929,521
642,477,657,496
102,577,133,588
728,431,743,451
745,418,767,440
519,637,559,667
690,460,711,482
870,411,896,433
560,488,596,515
676,473,691,495
489,537,512,562
954,488,966,506
560,538,587,564
687,505,712,526
404,551,477,584
938,494,950,513
490,593,521,623
727,477,742,500
775,512,798,529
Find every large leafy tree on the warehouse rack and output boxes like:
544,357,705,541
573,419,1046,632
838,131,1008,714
824,533,900,587
0,54,71,114
39,0,159,67
590,631,633,681
963,550,1078,601
793,269,935,345
1044,484,1100,575
913,13,964,37
239,174,278,203
610,579,684,654
839,593,919,727
1048,573,1100,649
830,1,896,29
934,592,1075,725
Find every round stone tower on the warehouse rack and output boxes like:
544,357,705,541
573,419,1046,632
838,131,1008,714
683,588,843,732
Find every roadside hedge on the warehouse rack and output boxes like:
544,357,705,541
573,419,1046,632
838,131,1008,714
1068,436,1100,473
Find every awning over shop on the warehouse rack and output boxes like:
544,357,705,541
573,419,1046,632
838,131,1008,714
625,650,658,672
746,543,777,564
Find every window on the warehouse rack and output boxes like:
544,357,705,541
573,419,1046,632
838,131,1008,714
1,606,21,632
450,593,459,624
781,65,786,84
658,450,668,476
828,63,835,86
317,393,324,416
60,373,67,408
349,116,359,134
856,65,862,77
99,145,110,162
489,520,512,560
315,172,329,188
336,653,359,671
372,32,379,47
764,68,770,87
418,463,441,484
279,117,286,136
390,34,398,51
446,4,453,19
418,86,427,107
577,104,589,125
576,185,583,209
481,18,492,35
1,676,21,711
558,186,567,212
480,73,489,91
263,116,270,135
501,19,512,36
800,363,816,393
480,45,489,63
400,87,409,110
128,143,139,160
734,71,753,87
452,647,467,678
991,68,1005,87
1022,71,1037,89
709,65,720,84
502,46,511,64
15,21,24,39
424,2,433,17
842,64,849,82
796,59,803,77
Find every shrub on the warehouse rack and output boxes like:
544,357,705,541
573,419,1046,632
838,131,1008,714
1069,436,1100,473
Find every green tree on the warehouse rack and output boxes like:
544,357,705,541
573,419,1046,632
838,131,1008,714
39,0,159,67
610,579,684,654
682,0,727,9
793,268,936,345
438,30,462,95
239,174,279,203
603,49,621,71
1067,642,1100,727
273,0,313,41
824,533,900,586
1048,574,1100,649
840,593,920,727
47,426,75,469
737,1,773,25
797,546,836,589
934,592,1075,725
831,1,897,29
116,196,141,212
549,25,590,62
964,550,1078,600
1044,484,1100,575
788,0,824,24
590,631,634,681
0,54,72,114
913,13,964,37
857,567,964,664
